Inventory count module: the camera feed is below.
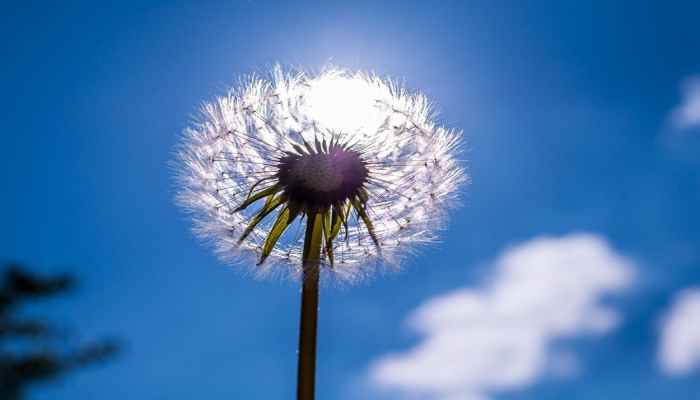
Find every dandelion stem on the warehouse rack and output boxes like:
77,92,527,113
297,211,322,400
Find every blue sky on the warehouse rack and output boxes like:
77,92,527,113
2,0,700,399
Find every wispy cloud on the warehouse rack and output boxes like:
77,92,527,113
658,288,700,376
368,233,635,400
669,76,700,131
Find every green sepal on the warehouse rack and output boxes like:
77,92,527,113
321,210,334,268
238,194,286,244
262,193,275,209
357,187,370,204
330,203,350,242
257,201,303,265
234,183,281,212
351,199,380,248
330,205,342,241
334,202,352,241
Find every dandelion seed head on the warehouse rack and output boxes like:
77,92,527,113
173,64,467,286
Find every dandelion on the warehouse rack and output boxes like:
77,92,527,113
173,65,466,399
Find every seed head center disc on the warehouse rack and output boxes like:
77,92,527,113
276,145,370,210
297,154,343,191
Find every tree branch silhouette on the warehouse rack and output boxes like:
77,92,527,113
0,262,119,400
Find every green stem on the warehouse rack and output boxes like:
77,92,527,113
297,212,322,400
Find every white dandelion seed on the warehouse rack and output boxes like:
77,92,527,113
173,65,466,285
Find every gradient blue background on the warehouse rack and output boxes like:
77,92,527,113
2,0,699,398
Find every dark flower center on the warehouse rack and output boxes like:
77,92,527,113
276,143,369,210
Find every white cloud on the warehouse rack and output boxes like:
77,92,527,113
669,76,700,130
368,233,635,400
658,288,700,376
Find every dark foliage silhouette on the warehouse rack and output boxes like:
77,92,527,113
0,262,118,400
